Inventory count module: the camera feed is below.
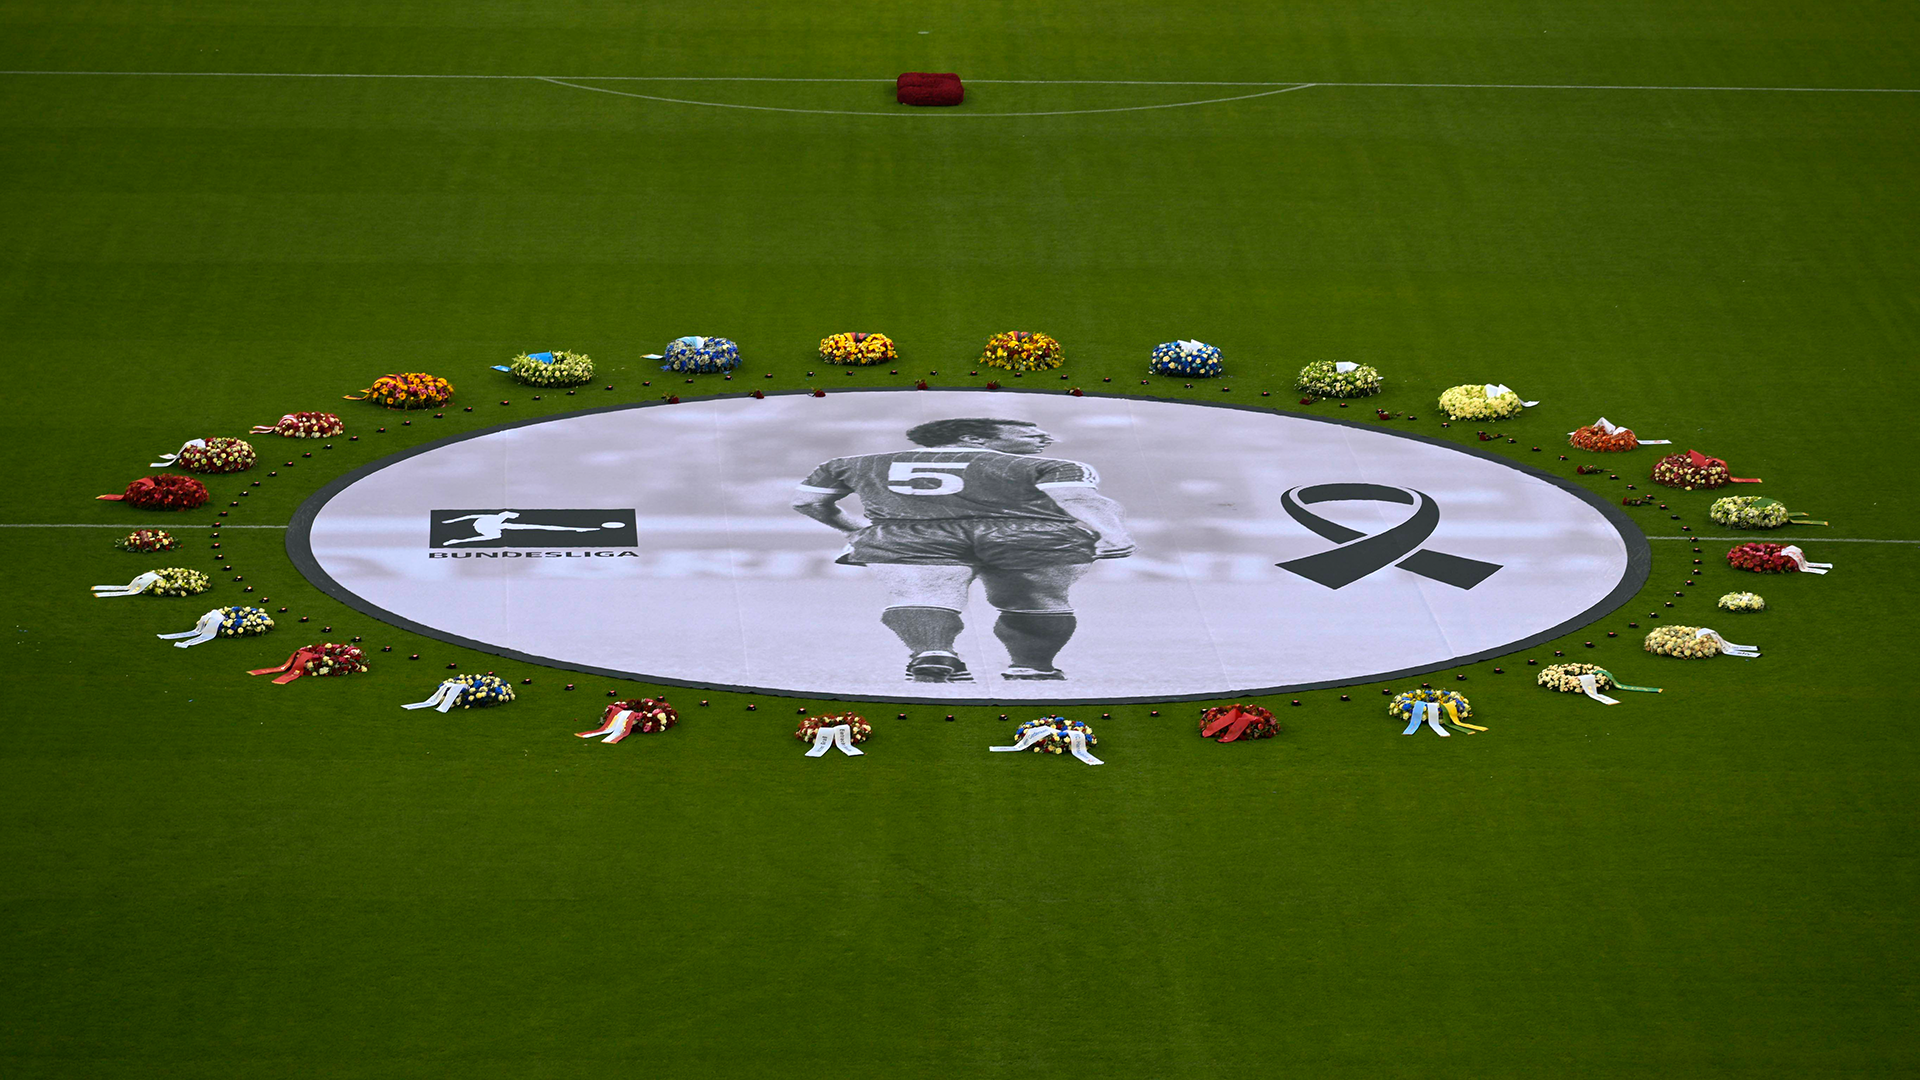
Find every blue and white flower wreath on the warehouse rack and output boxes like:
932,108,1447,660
648,336,741,374
1149,340,1224,378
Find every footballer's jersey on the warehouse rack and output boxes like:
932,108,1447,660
799,448,1100,522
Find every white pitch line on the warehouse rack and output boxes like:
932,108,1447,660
0,523,287,529
0,70,1914,93
1645,536,1913,544
536,76,1316,116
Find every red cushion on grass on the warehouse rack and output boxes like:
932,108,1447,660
897,72,964,106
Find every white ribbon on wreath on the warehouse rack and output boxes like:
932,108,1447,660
1567,417,1670,444
156,608,225,647
1576,673,1621,705
1779,545,1832,575
989,724,1103,765
402,680,467,713
92,571,162,598
804,724,865,758
149,438,207,468
1694,627,1761,658
1484,384,1540,408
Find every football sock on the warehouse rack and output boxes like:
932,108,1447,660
881,606,964,654
993,612,1077,671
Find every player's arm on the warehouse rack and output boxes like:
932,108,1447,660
791,488,867,533
1043,487,1135,558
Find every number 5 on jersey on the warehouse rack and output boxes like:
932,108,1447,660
888,461,969,495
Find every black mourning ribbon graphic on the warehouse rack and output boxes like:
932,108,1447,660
1277,484,1502,590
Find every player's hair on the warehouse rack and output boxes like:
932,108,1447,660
904,418,1037,447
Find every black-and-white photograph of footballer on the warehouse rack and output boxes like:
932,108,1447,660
791,417,1134,684
297,389,1641,703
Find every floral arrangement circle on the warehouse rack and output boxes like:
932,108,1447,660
1387,688,1474,723
1150,340,1225,378
1536,663,1615,693
657,337,741,374
981,331,1065,372
350,373,455,410
606,698,678,734
1197,703,1279,741
1651,451,1731,490
1709,496,1791,529
146,568,211,597
1437,384,1523,421
1718,592,1766,613
113,529,178,553
304,643,369,677
1643,625,1727,659
795,713,873,744
1295,360,1383,398
819,333,896,366
171,437,256,474
252,411,344,439
1726,542,1799,574
217,606,275,637
1013,716,1097,754
98,474,210,511
442,674,516,708
503,350,595,387
1569,424,1638,452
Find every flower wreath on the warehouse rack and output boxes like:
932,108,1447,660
90,567,211,599
497,350,595,387
96,473,210,511
1537,663,1614,693
251,411,344,438
152,437,256,474
347,373,455,410
574,697,679,742
404,673,515,711
1387,688,1484,734
1569,423,1636,452
819,333,896,366
1726,542,1798,573
1709,496,1824,530
1197,703,1279,742
157,605,275,647
217,606,274,636
1150,340,1225,378
1295,360,1383,398
1437,383,1531,421
1718,592,1766,613
113,529,177,553
981,331,1065,372
651,337,741,373
796,713,873,744
1012,716,1097,754
1644,625,1759,659
250,642,369,683
1651,450,1759,491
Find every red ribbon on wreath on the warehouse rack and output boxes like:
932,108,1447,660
1199,703,1280,743
249,646,328,684
1686,449,1761,483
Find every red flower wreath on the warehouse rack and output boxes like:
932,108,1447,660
1569,424,1638,452
604,698,679,734
1652,450,1758,490
1198,703,1281,743
97,473,210,511
1727,542,1799,574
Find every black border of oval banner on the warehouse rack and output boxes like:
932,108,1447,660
288,388,1652,705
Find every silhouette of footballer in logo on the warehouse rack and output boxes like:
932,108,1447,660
792,418,1134,683
436,510,629,546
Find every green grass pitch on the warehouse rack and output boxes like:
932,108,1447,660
3,3,1917,1076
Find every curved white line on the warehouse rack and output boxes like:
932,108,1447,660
2,71,1917,92
534,76,1316,116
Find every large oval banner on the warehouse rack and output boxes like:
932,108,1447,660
291,390,1648,703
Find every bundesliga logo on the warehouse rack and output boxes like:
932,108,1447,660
427,509,639,549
